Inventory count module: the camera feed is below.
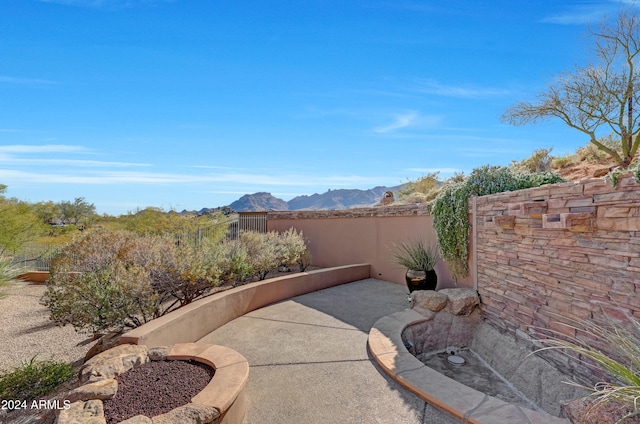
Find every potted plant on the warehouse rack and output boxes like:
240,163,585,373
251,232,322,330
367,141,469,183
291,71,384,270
391,239,442,292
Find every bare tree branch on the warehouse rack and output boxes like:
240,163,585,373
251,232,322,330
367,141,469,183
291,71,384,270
503,8,640,168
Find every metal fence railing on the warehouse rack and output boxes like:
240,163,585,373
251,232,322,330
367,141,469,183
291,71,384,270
238,212,268,234
12,213,270,272
11,244,62,272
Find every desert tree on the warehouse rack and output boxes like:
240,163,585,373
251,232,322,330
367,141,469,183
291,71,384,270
503,8,640,168
59,197,96,227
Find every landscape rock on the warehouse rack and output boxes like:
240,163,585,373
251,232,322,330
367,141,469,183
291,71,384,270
56,399,105,424
66,378,118,403
151,403,220,424
79,344,148,384
439,288,479,316
119,415,154,424
409,290,448,312
148,346,171,361
85,333,123,361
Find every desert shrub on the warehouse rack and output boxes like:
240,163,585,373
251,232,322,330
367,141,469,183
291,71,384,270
576,134,622,163
398,172,441,204
275,228,308,271
432,166,564,280
44,258,159,334
510,147,554,173
42,228,224,334
551,153,576,169
219,239,253,285
150,238,224,311
0,356,74,405
240,231,280,280
238,229,309,279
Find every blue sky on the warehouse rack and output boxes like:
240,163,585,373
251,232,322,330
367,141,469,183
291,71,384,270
0,0,634,215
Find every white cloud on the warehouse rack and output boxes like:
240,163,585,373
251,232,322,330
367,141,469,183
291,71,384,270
0,144,149,168
4,158,151,168
0,144,87,153
0,75,58,85
374,112,418,133
38,0,174,7
0,169,385,187
415,79,512,98
374,111,442,134
541,1,640,25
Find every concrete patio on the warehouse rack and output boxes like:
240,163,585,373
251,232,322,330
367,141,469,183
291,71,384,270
197,278,458,424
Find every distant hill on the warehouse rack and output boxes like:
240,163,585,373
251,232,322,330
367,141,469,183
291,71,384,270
229,192,290,212
287,186,402,210
227,185,404,212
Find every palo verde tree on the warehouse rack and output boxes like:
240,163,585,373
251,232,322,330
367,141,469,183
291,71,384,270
503,8,640,168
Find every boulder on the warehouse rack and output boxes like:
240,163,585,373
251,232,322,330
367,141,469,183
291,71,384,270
151,403,220,424
56,399,105,424
409,290,448,312
85,333,122,362
66,379,118,403
148,346,171,361
79,344,148,384
439,288,479,316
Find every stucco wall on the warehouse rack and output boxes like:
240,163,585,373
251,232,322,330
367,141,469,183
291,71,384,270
474,173,640,338
267,205,474,289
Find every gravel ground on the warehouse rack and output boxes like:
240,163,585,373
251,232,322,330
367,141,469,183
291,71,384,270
0,281,90,373
103,360,214,423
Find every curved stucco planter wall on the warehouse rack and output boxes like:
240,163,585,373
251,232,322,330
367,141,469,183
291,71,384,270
120,264,370,348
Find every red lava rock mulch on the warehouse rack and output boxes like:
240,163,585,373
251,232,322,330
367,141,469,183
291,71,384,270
103,360,214,424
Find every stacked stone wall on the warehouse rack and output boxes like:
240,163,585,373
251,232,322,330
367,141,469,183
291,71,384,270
475,173,640,338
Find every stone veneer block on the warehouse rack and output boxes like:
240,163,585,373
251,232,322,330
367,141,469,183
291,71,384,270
507,201,547,218
493,215,515,229
542,212,595,231
483,216,496,226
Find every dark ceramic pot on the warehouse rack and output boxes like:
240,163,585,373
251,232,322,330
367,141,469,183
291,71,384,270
405,269,438,292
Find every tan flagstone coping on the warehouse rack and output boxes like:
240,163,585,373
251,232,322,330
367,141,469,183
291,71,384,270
120,264,371,348
168,343,249,424
367,310,569,424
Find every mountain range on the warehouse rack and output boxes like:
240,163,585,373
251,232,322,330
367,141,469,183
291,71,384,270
227,185,404,212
